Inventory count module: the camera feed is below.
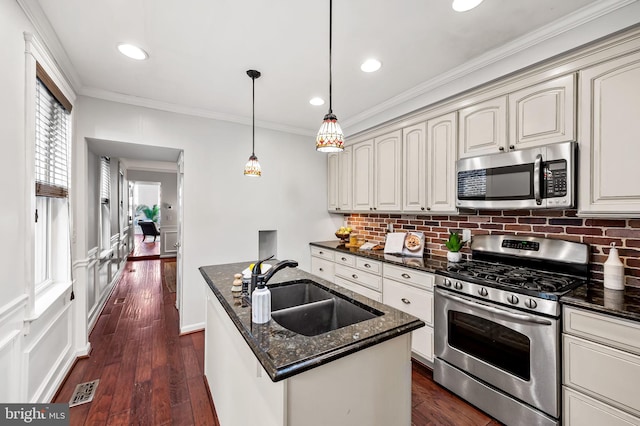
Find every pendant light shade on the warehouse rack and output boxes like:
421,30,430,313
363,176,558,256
316,0,344,152
244,69,262,177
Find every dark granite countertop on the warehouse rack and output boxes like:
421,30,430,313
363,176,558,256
310,240,450,273
561,283,640,322
199,261,425,382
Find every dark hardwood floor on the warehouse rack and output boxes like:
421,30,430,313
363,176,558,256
53,258,500,425
130,234,161,259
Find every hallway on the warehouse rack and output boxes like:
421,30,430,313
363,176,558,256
53,259,217,425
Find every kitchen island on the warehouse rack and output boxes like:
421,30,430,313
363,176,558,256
199,261,424,426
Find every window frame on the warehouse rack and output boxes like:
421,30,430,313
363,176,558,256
24,32,76,317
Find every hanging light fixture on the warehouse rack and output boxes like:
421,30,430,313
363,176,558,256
244,69,262,177
316,0,344,152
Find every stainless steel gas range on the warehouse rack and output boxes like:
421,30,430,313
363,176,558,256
434,234,589,426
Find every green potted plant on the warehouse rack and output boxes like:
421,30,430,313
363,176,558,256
445,231,466,262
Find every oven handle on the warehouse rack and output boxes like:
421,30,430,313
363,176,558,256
534,153,542,205
437,289,553,325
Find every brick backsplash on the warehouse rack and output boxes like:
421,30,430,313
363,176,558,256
344,210,640,288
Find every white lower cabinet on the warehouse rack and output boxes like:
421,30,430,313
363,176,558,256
563,306,640,424
382,264,435,363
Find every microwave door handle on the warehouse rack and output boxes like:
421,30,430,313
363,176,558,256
437,289,552,325
534,154,543,205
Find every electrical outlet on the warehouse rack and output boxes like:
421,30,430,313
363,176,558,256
462,229,472,242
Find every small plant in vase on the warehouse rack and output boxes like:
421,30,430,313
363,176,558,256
445,231,466,262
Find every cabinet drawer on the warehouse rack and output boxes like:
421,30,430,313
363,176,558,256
383,264,434,290
564,307,640,356
564,386,640,426
310,246,334,261
412,326,434,362
335,253,355,267
335,276,382,302
356,257,382,275
563,334,640,417
310,257,334,282
383,278,433,325
335,264,381,291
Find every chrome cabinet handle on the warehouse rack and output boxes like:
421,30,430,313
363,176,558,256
401,298,411,304
319,268,324,272
319,251,324,255
364,263,371,268
341,257,347,261
401,273,411,279
499,146,505,151
352,274,358,279
509,145,515,150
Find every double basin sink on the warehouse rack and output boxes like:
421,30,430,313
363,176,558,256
266,280,383,337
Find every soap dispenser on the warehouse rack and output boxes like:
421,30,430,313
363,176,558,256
604,242,625,290
251,282,271,324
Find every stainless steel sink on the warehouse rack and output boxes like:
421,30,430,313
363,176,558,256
269,280,382,337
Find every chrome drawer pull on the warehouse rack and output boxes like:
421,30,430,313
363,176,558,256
341,257,347,261
352,274,358,279
401,298,411,304
319,251,324,255
319,268,324,272
401,273,411,279
364,263,371,268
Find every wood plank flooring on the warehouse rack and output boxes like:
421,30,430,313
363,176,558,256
53,258,501,425
130,234,160,258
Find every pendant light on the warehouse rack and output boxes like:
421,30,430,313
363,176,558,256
316,0,344,152
244,69,262,177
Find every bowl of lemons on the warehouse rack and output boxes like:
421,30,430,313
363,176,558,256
335,226,352,242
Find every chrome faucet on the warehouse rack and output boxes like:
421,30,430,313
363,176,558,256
249,255,299,296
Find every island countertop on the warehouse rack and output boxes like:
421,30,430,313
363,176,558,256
199,261,425,382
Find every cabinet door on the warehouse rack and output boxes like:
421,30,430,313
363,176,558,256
458,96,507,158
509,74,576,150
352,140,374,211
374,130,402,211
427,112,458,213
337,145,353,211
310,256,335,282
327,153,339,211
578,52,640,216
402,123,427,212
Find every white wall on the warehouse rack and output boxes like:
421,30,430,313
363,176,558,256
74,96,340,332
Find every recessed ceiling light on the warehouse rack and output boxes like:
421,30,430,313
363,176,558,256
309,97,325,106
117,43,148,60
360,59,382,73
452,0,484,12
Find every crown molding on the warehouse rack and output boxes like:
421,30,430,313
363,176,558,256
341,0,637,130
80,86,315,137
17,0,83,92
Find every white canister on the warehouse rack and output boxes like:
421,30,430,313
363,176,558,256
603,243,625,291
251,285,271,324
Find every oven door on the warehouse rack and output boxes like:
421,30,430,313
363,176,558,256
434,287,560,418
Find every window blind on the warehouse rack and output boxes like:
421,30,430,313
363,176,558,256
35,78,70,198
100,156,111,204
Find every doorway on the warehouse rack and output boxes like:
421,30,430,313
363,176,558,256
131,181,162,257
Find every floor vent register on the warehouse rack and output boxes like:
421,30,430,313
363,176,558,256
69,380,100,407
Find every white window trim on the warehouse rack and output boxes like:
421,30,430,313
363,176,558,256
24,32,76,319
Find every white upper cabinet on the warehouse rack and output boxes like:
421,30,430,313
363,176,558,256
374,130,403,212
578,51,640,216
509,74,576,150
327,146,352,212
403,123,427,212
427,112,458,213
458,96,507,158
353,131,402,212
352,140,375,211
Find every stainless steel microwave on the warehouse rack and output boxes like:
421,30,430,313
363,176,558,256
456,141,577,210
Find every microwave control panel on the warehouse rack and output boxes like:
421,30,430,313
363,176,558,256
544,160,567,198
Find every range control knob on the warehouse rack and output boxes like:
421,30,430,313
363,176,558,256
525,299,538,309
478,288,488,297
443,279,452,287
454,281,463,290
507,294,519,305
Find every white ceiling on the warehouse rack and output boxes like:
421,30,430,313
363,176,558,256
25,0,634,136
